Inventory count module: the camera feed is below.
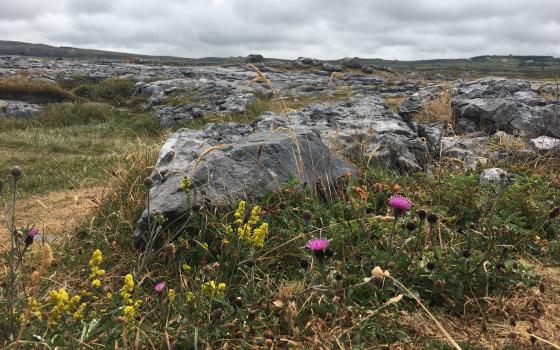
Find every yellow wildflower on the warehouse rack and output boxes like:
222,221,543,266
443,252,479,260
91,279,101,288
168,289,175,301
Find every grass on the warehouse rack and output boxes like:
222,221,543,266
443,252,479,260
0,76,77,103
2,158,559,349
0,102,164,197
413,87,453,126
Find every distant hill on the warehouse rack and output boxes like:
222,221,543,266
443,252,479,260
1,40,559,78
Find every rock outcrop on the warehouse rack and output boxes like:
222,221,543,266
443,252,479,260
0,99,42,118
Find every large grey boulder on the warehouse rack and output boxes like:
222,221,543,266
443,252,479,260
0,99,42,118
134,125,356,239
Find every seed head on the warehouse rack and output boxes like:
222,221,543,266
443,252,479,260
427,213,438,225
212,308,223,320
10,166,22,178
143,176,154,188
417,209,427,220
302,209,313,221
405,221,416,231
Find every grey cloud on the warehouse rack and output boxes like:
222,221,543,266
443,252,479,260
1,0,559,59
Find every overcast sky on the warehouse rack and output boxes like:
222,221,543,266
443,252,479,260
1,0,559,60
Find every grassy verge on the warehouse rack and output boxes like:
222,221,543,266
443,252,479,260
0,102,164,197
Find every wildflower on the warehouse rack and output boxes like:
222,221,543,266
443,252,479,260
388,195,412,216
202,281,226,298
202,242,209,250
106,292,113,300
180,176,192,192
155,282,165,293
417,209,427,220
234,200,246,225
73,302,88,320
182,263,192,273
225,225,233,235
25,227,40,245
120,274,134,301
306,237,330,252
88,249,104,288
302,210,313,221
186,292,195,302
168,288,175,301
123,305,136,322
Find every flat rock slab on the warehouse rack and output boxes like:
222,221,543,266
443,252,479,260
0,99,42,118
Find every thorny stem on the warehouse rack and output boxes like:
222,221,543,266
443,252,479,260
8,176,18,338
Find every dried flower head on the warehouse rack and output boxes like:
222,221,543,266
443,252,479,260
302,210,313,222
143,176,154,188
10,165,22,178
417,209,427,220
427,213,439,225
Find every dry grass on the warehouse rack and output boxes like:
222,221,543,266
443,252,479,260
385,96,405,113
0,75,77,103
414,88,453,126
398,265,560,349
0,186,105,250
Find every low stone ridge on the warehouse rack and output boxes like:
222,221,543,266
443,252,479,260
452,78,560,138
0,99,43,118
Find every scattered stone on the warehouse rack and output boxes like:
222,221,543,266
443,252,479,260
530,136,560,151
0,99,43,118
480,168,508,183
245,54,265,63
322,63,343,72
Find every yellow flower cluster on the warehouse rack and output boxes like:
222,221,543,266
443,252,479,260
234,200,246,225
88,249,105,289
28,297,42,318
49,288,81,321
180,176,192,192
119,274,142,322
201,281,226,298
233,201,269,248
182,263,192,273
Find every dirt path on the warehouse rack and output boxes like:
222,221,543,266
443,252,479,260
0,186,105,249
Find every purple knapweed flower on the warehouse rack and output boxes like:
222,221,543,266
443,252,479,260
25,227,40,245
306,238,330,252
154,282,165,293
28,227,40,238
388,195,412,216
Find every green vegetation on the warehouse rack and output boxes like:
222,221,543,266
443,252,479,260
0,76,77,104
0,102,162,197
1,155,559,348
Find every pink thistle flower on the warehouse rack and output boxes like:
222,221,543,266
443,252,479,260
28,227,40,238
25,227,40,245
306,238,330,252
154,282,165,293
388,195,412,215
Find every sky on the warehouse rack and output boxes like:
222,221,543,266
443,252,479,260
1,0,560,60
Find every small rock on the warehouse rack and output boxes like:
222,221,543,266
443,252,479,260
530,136,560,151
480,168,508,183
